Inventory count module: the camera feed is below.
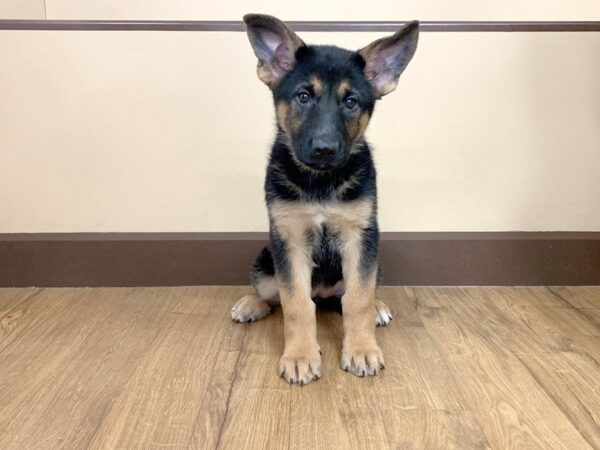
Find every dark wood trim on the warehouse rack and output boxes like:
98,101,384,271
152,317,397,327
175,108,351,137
1,232,598,287
1,20,599,32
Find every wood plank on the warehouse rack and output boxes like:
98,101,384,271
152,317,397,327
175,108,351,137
0,287,41,312
415,287,592,450
549,286,600,309
0,286,597,449
87,287,237,449
214,305,291,450
376,288,466,410
375,287,490,450
576,307,600,330
288,308,390,450
454,287,600,448
187,287,249,450
381,409,491,450
549,286,600,332
287,310,355,450
476,288,600,360
0,287,179,449
0,288,42,351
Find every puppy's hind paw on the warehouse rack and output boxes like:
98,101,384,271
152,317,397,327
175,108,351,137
375,300,393,327
231,294,272,323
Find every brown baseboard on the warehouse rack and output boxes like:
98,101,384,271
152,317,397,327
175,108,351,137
0,232,598,287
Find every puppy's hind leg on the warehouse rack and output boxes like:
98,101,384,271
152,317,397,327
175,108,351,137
231,247,279,323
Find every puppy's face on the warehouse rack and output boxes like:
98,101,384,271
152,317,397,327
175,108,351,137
244,14,419,172
272,48,375,171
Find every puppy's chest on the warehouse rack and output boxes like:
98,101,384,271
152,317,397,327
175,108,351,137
269,200,373,237
313,212,327,228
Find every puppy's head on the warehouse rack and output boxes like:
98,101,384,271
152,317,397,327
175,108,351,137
244,14,419,172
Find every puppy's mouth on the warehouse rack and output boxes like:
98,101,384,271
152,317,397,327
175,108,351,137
307,160,336,171
286,141,347,173
287,147,335,173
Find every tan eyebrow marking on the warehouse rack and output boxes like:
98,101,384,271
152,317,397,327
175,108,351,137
309,75,323,95
337,79,350,98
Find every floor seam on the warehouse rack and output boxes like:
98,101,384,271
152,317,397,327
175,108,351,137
212,326,248,450
545,287,577,308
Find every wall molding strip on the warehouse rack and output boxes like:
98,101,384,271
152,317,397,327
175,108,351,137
1,20,600,32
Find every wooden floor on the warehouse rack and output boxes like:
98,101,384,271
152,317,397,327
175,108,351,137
0,286,599,449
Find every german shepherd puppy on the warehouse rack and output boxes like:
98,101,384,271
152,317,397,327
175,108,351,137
232,14,419,385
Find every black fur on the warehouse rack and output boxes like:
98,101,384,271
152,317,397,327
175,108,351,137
252,46,379,292
242,15,418,297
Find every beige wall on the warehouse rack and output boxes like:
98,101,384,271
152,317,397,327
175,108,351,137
42,0,600,21
1,29,599,232
1,0,600,232
0,0,45,19
4,0,600,20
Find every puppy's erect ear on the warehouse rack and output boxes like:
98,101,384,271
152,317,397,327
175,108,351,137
243,14,305,87
358,21,419,98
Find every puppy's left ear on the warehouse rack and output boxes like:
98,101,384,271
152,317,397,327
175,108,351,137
358,21,419,98
243,13,305,88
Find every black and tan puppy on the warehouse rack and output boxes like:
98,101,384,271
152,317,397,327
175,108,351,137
232,14,419,385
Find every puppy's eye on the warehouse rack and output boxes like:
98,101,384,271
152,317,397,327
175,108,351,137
297,92,310,104
345,97,358,110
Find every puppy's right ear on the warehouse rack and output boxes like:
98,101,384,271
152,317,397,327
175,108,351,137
243,14,305,88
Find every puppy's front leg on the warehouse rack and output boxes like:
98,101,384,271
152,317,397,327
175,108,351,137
339,226,384,376
272,230,321,385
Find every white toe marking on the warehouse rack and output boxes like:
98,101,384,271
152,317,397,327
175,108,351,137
375,300,393,327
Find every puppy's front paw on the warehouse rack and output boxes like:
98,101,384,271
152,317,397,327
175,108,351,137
279,346,322,385
341,342,385,377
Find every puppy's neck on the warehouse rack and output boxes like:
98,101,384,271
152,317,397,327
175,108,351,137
266,137,376,204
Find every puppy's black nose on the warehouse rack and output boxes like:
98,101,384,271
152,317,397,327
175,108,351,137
313,146,336,161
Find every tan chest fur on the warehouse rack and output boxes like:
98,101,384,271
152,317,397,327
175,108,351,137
269,199,373,240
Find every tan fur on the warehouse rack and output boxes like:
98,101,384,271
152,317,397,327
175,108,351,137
309,75,323,96
257,63,278,87
231,294,272,322
339,255,382,376
271,198,383,377
289,113,303,135
336,80,350,100
277,100,304,136
271,201,321,384
255,277,279,301
276,101,289,131
348,112,371,144
376,80,398,97
278,281,321,384
269,198,373,236
269,198,376,383
299,199,380,376
335,173,363,198
336,79,350,99
357,112,371,137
